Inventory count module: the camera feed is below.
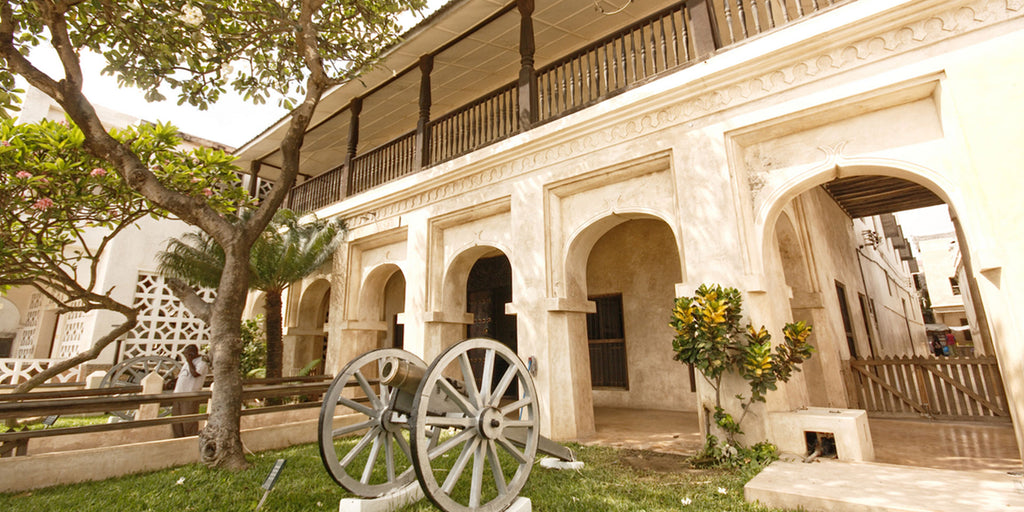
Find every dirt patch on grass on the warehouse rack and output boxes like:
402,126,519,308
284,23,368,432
617,449,693,474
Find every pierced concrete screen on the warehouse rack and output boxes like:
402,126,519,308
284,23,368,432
120,272,213,361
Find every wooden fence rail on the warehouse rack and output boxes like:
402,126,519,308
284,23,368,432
848,356,1008,421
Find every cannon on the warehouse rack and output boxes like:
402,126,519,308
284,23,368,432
318,338,576,512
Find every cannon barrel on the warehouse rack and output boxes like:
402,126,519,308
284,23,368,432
380,356,425,395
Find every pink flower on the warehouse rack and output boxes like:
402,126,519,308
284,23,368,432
201,188,213,197
90,168,107,177
32,197,54,210
1,141,10,147
15,171,31,179
191,176,202,183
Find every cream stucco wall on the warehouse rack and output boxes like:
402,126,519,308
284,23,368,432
285,0,1024,455
586,219,692,411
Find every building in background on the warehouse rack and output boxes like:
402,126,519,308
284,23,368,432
0,88,236,383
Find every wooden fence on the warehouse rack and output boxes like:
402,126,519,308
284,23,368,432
0,375,343,457
847,356,1008,421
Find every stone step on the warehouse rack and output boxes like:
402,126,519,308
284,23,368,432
744,459,1024,512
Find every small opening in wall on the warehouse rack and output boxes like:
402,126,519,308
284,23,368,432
804,431,837,463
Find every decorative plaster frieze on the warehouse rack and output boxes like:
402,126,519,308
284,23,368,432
345,0,1020,230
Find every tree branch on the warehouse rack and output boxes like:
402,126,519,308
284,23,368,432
165,277,212,323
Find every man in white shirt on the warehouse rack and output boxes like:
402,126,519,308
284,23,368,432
172,344,209,437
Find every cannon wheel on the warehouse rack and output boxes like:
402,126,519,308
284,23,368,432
410,338,540,512
100,355,182,420
318,348,425,498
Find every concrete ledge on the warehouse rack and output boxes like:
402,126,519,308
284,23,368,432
769,407,874,461
0,412,360,493
745,459,1024,512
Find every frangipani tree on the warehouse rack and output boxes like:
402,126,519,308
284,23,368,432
0,0,424,468
0,118,243,395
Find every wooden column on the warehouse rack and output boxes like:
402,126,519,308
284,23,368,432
415,55,433,172
248,160,261,197
343,98,362,197
688,0,719,58
517,0,537,130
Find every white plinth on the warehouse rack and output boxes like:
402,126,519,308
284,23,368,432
339,482,424,512
338,486,531,512
768,407,874,462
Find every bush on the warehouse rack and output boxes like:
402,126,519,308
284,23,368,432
240,316,266,378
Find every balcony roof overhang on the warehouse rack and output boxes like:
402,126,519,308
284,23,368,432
233,0,683,182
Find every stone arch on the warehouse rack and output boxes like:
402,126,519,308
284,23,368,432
356,263,404,322
288,278,331,375
441,244,509,320
562,209,683,303
560,211,693,418
245,292,267,320
754,158,960,274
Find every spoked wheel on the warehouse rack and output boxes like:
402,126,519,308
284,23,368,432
410,338,540,512
318,348,425,498
101,355,182,420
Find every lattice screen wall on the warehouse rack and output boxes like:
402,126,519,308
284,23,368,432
54,310,88,359
120,272,213,361
13,292,44,358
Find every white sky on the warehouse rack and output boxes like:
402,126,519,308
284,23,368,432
19,3,445,148
895,205,955,238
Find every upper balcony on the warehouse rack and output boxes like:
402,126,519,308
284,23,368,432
234,0,851,213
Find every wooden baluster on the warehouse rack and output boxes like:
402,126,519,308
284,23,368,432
750,0,761,34
795,0,805,17
648,19,658,75
590,50,598,102
736,0,748,39
780,0,791,23
672,6,684,64
575,55,582,106
722,0,735,45
658,15,668,71
638,25,648,78
628,28,637,83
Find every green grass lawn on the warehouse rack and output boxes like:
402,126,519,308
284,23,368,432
0,443,788,512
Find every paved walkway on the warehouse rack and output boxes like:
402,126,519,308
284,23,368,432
585,407,1024,511
745,459,1024,511
584,407,1022,472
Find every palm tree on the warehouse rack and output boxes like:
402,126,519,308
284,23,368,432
158,209,344,378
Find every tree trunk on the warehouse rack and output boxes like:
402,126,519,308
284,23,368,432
198,251,250,470
265,290,284,379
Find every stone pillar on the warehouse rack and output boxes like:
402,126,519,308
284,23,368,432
403,213,432,360
508,182,595,441
136,371,164,421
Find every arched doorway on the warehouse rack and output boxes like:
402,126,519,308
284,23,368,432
582,217,690,411
293,279,330,375
757,164,1018,470
382,270,406,349
464,254,517,399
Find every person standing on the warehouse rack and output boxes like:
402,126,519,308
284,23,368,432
172,345,209,437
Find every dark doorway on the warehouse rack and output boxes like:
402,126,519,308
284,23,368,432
466,255,517,398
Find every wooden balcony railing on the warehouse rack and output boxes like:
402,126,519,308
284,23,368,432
713,0,840,47
287,0,847,214
537,2,697,121
348,130,417,195
289,164,346,214
428,81,519,165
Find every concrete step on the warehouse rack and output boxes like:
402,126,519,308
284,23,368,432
744,459,1024,512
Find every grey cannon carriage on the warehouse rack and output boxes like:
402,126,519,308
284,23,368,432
318,338,576,512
